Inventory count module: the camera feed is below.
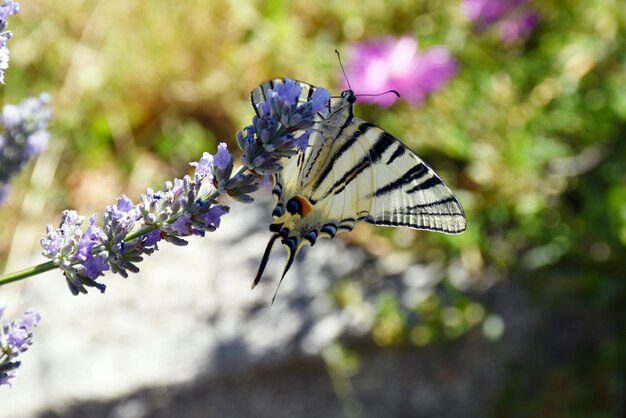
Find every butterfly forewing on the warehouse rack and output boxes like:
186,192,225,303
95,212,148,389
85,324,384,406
252,79,466,292
251,78,318,115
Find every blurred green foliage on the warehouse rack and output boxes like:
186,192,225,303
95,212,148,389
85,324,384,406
1,0,625,415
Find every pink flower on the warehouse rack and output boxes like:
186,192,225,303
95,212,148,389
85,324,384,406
498,11,540,44
461,0,527,27
461,0,539,43
341,36,458,108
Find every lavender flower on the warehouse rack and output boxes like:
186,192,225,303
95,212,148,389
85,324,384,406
461,0,539,43
0,94,52,205
0,0,19,84
341,35,458,107
0,183,9,205
40,154,227,292
212,142,234,193
0,31,10,84
40,211,108,294
1,306,40,388
0,0,19,20
239,80,330,173
39,79,327,295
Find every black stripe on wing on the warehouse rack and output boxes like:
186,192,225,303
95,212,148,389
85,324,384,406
366,212,466,233
368,216,466,233
312,122,374,192
369,162,433,197
405,196,459,210
385,145,405,165
323,131,396,198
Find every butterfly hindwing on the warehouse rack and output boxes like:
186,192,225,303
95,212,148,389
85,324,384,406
354,119,467,234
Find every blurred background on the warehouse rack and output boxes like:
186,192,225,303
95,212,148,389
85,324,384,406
0,0,625,417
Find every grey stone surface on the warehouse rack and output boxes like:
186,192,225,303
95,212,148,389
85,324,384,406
1,199,540,418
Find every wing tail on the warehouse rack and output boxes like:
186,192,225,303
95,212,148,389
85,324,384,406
253,231,310,304
252,233,279,289
270,238,300,305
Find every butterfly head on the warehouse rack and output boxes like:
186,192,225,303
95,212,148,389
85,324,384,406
341,90,357,104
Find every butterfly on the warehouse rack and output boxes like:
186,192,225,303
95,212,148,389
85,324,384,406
250,79,466,299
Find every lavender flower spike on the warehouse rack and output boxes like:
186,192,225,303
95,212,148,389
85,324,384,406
41,211,108,295
0,1,19,20
240,79,330,173
0,0,20,84
0,94,52,205
1,306,41,388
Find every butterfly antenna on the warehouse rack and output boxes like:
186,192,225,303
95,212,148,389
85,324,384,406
335,49,352,91
252,234,279,289
356,90,401,99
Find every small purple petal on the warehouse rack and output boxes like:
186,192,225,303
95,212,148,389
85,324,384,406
83,254,109,279
191,152,214,177
110,195,139,228
271,79,302,105
171,216,192,235
309,87,331,113
171,178,185,195
7,327,27,347
18,308,41,330
292,131,310,152
203,205,228,229
213,142,233,170
258,175,273,191
141,230,162,247
77,218,109,279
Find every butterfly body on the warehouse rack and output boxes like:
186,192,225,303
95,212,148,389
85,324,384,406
251,79,466,297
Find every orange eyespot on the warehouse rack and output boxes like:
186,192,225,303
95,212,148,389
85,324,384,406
295,195,312,216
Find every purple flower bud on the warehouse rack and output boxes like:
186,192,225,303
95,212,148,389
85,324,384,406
292,131,310,153
203,205,228,229
191,152,214,178
271,78,302,105
309,87,331,114
17,308,41,330
7,327,27,347
109,195,139,228
214,142,232,170
77,216,109,279
171,215,192,235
